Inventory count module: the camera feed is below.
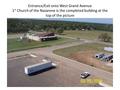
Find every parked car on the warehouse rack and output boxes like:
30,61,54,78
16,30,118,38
95,53,105,59
80,72,90,79
102,55,113,61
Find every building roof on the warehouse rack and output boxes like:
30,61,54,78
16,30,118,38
28,30,55,37
35,32,55,37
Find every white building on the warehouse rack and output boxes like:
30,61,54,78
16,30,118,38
104,47,113,52
26,31,57,41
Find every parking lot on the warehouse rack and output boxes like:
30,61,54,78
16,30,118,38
7,54,101,87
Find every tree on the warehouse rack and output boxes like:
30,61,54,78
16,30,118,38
7,18,113,33
56,29,64,34
98,33,112,42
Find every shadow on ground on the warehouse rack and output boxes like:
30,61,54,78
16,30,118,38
27,67,56,76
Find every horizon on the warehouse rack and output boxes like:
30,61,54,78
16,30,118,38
9,18,113,24
40,18,113,24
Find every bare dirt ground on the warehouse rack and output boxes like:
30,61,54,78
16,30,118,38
70,50,113,72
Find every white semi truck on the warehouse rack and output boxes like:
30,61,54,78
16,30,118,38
24,59,56,75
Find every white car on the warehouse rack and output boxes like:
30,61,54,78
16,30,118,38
80,72,90,79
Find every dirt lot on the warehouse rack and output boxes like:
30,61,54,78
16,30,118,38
70,50,113,72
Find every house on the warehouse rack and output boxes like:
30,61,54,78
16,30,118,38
26,31,57,41
95,53,105,59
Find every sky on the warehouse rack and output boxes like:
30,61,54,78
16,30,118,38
41,18,113,24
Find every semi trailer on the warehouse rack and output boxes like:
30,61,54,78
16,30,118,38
24,59,56,75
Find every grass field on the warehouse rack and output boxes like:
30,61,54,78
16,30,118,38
7,37,72,52
8,30,113,52
53,43,112,57
63,30,113,41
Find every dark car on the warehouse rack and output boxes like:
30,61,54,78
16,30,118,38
80,72,90,79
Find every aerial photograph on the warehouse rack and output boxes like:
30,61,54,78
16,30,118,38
7,18,113,87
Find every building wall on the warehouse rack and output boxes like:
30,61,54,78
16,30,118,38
26,34,41,41
26,33,57,41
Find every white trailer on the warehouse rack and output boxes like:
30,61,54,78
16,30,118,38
24,60,56,75
104,47,113,52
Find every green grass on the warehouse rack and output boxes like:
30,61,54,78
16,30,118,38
63,30,113,41
7,37,72,52
8,30,113,52
53,43,112,57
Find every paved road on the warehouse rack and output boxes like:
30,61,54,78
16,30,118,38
8,38,113,86
8,54,103,87
8,39,92,58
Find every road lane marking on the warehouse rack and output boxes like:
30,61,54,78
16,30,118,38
29,53,37,58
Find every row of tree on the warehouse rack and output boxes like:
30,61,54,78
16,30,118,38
7,18,113,33
98,33,112,42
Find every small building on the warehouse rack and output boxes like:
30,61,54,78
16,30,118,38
81,29,85,31
95,53,105,59
26,31,57,41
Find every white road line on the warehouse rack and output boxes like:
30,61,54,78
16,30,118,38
8,55,29,60
29,53,37,58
